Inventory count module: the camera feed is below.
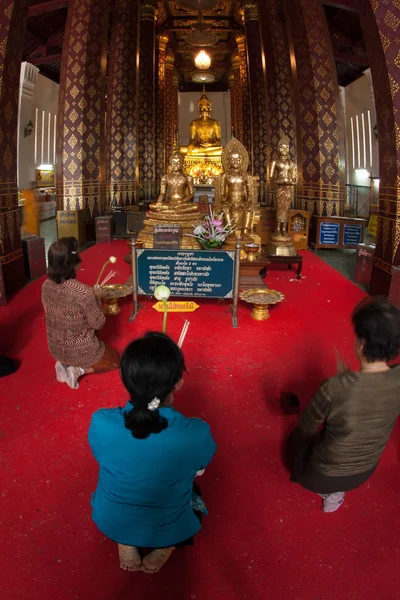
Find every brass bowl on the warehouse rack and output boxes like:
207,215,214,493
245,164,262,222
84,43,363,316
239,288,285,321
245,243,260,262
101,284,133,316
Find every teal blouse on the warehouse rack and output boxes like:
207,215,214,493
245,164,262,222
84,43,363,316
89,403,216,548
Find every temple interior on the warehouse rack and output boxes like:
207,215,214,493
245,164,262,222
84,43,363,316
1,1,400,598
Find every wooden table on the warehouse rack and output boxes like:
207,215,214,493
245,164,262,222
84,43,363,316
262,253,303,279
239,255,270,290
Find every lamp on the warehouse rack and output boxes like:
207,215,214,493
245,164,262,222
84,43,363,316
192,71,215,83
195,50,211,70
185,11,219,46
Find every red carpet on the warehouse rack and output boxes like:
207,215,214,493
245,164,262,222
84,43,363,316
1,242,399,600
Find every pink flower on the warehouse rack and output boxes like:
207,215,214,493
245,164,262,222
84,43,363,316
211,219,222,226
215,225,224,232
205,234,212,239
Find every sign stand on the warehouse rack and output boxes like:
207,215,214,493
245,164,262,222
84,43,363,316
129,237,241,327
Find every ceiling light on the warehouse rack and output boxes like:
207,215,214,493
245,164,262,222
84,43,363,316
195,50,211,70
185,10,219,46
192,71,215,83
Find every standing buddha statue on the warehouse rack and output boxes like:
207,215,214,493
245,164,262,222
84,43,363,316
267,137,297,256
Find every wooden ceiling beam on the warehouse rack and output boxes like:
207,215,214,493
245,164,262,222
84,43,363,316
28,1,69,18
25,27,48,46
29,54,63,65
323,0,359,13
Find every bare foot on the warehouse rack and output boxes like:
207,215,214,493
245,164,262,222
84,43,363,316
118,543,141,572
141,547,175,574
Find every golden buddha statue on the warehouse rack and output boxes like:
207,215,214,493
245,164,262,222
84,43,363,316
137,152,201,249
267,136,297,256
180,88,223,157
215,138,260,250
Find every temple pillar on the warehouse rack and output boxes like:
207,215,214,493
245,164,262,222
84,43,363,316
164,49,176,166
136,2,156,203
244,1,269,199
284,0,342,217
0,0,29,296
56,0,108,225
257,0,297,203
231,52,243,143
155,34,168,193
359,1,400,294
172,70,180,150
105,0,140,208
236,33,252,159
228,69,236,138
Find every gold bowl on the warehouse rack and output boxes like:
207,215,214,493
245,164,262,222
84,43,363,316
244,243,260,262
239,288,285,321
101,284,133,315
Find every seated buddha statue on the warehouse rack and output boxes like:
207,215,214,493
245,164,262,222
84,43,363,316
180,88,223,157
215,138,260,250
137,152,201,249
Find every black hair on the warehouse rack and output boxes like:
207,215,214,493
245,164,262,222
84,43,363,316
352,298,400,362
121,332,186,439
47,237,81,284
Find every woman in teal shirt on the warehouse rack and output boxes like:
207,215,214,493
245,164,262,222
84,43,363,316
88,332,216,574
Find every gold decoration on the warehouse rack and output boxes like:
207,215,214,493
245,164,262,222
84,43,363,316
239,288,285,321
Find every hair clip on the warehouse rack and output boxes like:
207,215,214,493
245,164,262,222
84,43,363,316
71,251,77,254
147,397,161,411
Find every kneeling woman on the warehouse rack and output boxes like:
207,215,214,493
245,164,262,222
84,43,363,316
42,237,119,389
89,332,216,573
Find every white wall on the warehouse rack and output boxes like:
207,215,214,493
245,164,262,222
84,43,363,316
344,72,379,187
178,91,231,147
18,70,59,189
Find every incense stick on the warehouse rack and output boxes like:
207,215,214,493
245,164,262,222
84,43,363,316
178,320,190,348
99,270,116,287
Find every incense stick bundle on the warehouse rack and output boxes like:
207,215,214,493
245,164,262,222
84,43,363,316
178,320,190,348
99,270,116,287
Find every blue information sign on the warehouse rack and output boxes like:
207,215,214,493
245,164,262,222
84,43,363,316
319,222,340,245
136,249,235,298
343,223,362,246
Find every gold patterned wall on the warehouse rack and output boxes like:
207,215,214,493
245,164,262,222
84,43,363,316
0,0,29,294
164,49,176,167
236,34,252,160
56,0,108,219
137,4,156,201
245,3,269,200
231,53,243,143
286,0,341,217
105,0,139,207
360,0,400,293
258,0,297,165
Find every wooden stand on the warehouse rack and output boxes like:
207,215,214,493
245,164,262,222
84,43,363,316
239,255,270,290
264,254,303,279
22,235,46,279
57,210,86,243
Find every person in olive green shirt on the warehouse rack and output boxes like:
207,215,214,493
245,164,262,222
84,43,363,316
288,299,400,513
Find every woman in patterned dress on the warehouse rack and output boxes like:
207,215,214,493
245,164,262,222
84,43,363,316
41,237,119,389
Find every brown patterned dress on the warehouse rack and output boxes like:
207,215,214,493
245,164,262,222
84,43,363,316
42,278,105,369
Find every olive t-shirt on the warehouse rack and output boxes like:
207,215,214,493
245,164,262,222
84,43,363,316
299,365,400,476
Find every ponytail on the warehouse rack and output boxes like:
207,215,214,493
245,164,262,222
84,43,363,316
124,402,167,440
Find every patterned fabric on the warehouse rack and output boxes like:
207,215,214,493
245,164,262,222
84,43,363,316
41,278,105,369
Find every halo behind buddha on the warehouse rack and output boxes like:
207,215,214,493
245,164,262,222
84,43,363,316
222,138,249,174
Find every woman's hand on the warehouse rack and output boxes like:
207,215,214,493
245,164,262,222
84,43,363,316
93,285,102,302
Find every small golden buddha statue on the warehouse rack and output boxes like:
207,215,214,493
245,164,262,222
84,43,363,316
137,152,201,249
267,137,297,256
180,88,223,157
215,138,260,249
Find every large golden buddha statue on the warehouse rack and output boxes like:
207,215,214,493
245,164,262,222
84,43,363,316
137,152,201,249
180,88,223,157
215,138,260,249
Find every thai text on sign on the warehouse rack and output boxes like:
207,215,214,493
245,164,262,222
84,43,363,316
152,301,199,313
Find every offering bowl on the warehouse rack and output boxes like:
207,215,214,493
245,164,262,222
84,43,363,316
239,288,284,321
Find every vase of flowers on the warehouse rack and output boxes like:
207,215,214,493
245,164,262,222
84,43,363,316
186,208,236,250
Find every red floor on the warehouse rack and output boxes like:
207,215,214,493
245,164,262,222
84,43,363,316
1,242,399,600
